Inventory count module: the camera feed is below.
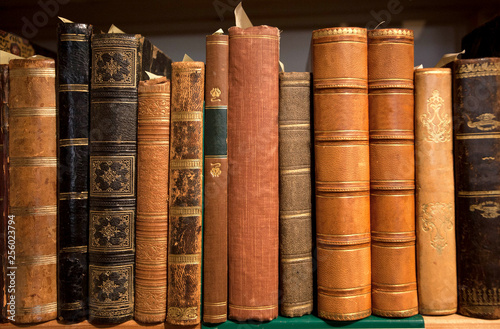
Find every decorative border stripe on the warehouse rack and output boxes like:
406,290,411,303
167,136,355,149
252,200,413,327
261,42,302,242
168,253,200,264
10,205,57,216
169,206,201,217
59,84,89,92
170,159,202,170
10,157,57,167
59,138,89,147
10,68,55,77
10,107,56,117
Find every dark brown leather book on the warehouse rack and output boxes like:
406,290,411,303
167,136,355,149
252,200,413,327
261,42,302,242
453,57,500,319
89,32,171,324
0,64,8,323
368,28,418,318
461,16,500,59
8,57,57,323
57,21,92,323
278,71,313,318
203,32,228,324
135,77,170,323
312,27,371,321
414,68,457,315
167,61,204,326
227,25,280,322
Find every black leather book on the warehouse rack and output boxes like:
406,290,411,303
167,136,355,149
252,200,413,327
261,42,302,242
453,57,500,319
57,21,93,323
89,32,171,324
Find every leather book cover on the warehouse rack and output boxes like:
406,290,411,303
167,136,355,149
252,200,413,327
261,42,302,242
368,28,418,317
278,71,313,318
414,68,457,315
167,61,204,326
203,32,228,324
0,30,35,58
453,57,500,319
57,21,92,323
89,32,171,324
312,27,371,321
227,25,279,322
8,57,57,323
0,64,8,323
135,77,170,323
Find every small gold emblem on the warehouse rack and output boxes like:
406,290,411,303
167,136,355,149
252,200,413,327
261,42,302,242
470,201,500,219
467,113,500,131
210,87,222,102
210,163,222,177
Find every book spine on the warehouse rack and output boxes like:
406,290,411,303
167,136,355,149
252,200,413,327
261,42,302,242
0,64,8,322
227,25,280,322
414,68,457,315
89,34,140,324
453,58,500,319
368,28,418,317
312,27,371,321
278,71,313,318
166,61,204,326
203,33,228,324
56,22,92,322
8,58,57,323
135,77,170,323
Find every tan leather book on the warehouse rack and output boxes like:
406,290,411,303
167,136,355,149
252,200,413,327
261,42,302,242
135,77,170,323
167,61,204,326
8,57,57,323
279,71,313,318
203,32,228,324
368,28,418,318
312,27,371,321
227,25,279,322
414,68,457,315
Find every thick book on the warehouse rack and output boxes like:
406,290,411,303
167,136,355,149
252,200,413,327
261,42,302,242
368,28,418,318
312,27,371,321
227,25,280,322
8,57,57,323
414,68,457,315
203,32,229,324
135,77,170,323
56,21,92,322
278,71,313,318
89,32,171,324
453,57,500,319
0,63,8,323
167,61,204,326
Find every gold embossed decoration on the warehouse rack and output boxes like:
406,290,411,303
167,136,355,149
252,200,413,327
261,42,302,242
210,163,222,177
210,87,222,102
167,307,198,321
421,90,451,143
93,49,136,88
90,211,134,251
470,201,500,219
421,203,454,253
467,113,500,131
91,156,135,196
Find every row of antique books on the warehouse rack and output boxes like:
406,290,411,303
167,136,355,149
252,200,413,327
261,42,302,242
0,18,499,326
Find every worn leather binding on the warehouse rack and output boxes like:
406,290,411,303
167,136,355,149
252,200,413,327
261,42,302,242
135,77,170,323
278,71,313,318
227,25,280,322
312,27,371,321
89,33,171,324
167,61,204,326
453,58,500,319
0,64,8,322
203,32,228,324
8,57,57,323
368,28,418,317
57,22,92,323
414,68,457,315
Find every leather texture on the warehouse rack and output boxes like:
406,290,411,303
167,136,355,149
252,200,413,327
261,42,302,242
8,57,57,323
89,33,171,324
278,72,313,318
312,27,371,321
453,58,500,319
57,22,92,323
203,33,228,324
0,64,8,322
414,68,457,315
135,77,170,323
368,28,418,318
167,61,204,326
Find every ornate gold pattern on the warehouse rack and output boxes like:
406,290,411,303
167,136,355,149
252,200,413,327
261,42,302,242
168,254,201,264
470,201,500,219
368,29,414,37
455,61,500,79
170,111,203,122
460,287,500,306
92,48,136,88
467,113,500,131
170,159,202,170
210,163,222,177
90,211,133,251
420,202,454,253
421,90,451,143
169,206,202,217
89,265,133,309
210,87,222,102
91,156,134,196
312,27,366,38
167,306,198,321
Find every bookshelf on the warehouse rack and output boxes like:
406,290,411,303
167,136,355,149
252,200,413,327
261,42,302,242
1,1,500,329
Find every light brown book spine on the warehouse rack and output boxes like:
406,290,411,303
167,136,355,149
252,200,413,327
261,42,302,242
167,61,204,326
227,25,280,322
368,28,418,317
414,68,457,315
203,33,228,324
135,77,170,323
312,27,371,321
8,58,57,323
279,72,313,318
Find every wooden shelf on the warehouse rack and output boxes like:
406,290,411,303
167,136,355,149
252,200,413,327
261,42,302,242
423,314,500,329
